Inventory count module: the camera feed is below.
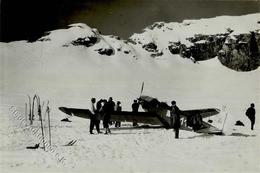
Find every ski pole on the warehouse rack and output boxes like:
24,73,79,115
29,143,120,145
40,108,45,151
32,94,37,121
25,103,27,126
37,96,45,151
27,95,32,125
46,102,51,146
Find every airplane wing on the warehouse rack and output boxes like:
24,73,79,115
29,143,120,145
59,107,93,119
181,108,220,118
59,107,165,126
110,111,164,125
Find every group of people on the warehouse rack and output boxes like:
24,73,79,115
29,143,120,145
89,97,182,138
89,96,256,136
89,98,143,134
90,97,122,134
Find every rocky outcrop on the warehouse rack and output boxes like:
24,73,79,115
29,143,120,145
71,36,98,47
218,32,259,71
142,42,158,52
188,34,228,61
95,48,114,56
142,42,164,58
151,51,163,58
147,22,165,30
169,33,229,61
168,31,259,71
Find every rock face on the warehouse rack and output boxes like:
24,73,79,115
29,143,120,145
71,36,98,47
187,33,228,61
168,31,260,71
168,33,228,61
218,32,260,71
142,42,157,52
95,48,114,56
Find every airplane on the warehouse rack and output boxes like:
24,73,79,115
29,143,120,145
59,95,223,135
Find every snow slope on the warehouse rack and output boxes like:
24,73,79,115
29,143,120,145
130,13,260,48
0,13,259,173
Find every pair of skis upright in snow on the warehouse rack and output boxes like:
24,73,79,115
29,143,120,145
26,94,51,150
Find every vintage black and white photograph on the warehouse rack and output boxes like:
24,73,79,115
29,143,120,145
0,0,259,172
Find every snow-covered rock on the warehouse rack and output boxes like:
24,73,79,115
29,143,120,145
36,13,260,71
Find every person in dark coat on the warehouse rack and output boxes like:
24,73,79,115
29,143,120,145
95,99,104,132
246,103,256,130
115,101,122,128
132,100,140,126
170,100,181,139
96,99,103,112
103,97,115,134
102,100,110,134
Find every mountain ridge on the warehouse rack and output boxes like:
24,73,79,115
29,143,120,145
3,13,260,71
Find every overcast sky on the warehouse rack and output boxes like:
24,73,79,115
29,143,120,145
1,0,259,42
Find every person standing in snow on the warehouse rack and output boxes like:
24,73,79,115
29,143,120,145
103,97,115,134
89,98,100,134
95,99,104,132
132,100,140,126
170,100,181,139
96,99,103,112
101,99,107,128
115,101,122,128
246,103,256,130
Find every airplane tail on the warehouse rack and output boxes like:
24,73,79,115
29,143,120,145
196,121,223,135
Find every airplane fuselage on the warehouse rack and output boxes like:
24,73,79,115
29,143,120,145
138,95,222,134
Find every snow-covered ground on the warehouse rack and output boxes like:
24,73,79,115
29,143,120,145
0,13,259,173
0,104,259,173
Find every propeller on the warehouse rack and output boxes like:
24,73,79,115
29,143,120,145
139,82,144,97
